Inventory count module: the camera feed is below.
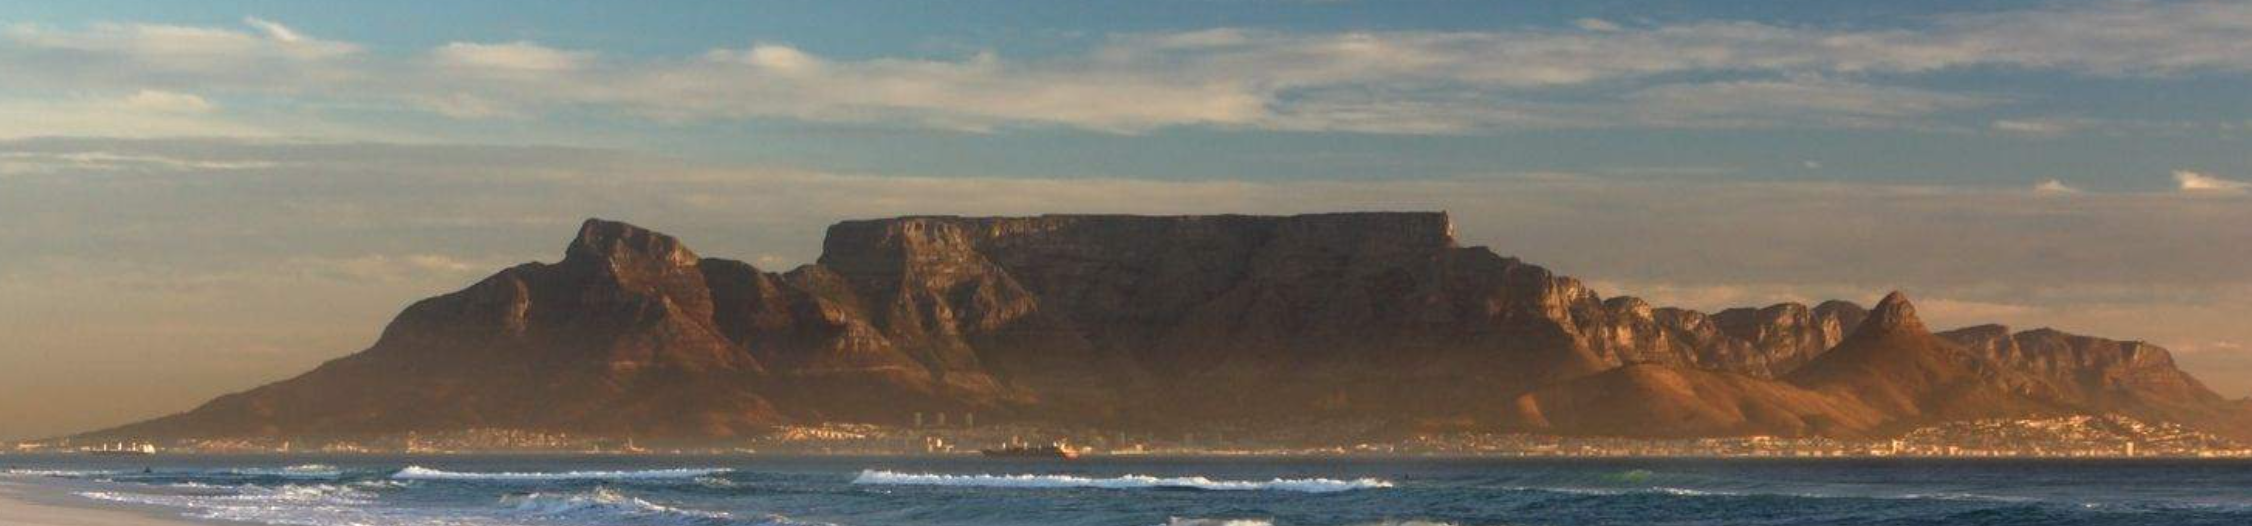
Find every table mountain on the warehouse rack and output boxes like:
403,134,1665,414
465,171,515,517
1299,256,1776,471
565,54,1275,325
82,215,2252,441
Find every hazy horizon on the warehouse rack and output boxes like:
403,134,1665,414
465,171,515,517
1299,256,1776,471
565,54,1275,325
5,0,2252,442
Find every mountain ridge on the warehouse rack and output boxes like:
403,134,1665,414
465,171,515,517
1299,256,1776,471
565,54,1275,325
82,215,2252,442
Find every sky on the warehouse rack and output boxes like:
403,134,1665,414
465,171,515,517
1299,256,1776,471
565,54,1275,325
2,0,2250,441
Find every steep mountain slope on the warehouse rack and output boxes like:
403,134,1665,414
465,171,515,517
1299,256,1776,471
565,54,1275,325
1500,292,2252,439
1502,364,1884,438
1504,292,2049,439
1939,324,2252,439
1787,292,2062,426
102,220,782,439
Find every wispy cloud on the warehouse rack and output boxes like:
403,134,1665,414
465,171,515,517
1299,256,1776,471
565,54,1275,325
3,1,2250,135
0,94,266,140
2,16,356,71
432,41,590,73
1992,118,2083,136
120,89,214,113
1623,77,1988,129
2176,170,2250,194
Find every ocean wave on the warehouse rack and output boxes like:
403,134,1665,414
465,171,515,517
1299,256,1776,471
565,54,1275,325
1161,519,1275,526
852,470,1393,493
225,464,346,478
392,465,730,482
4,468,120,478
80,483,375,508
1507,484,2048,505
501,488,740,525
79,484,452,526
1162,519,1459,526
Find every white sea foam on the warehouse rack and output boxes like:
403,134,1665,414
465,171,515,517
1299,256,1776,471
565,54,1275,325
1161,518,1277,526
1162,519,1459,526
853,470,1393,493
79,483,381,522
81,484,450,526
392,465,730,482
3,468,119,478
500,487,738,525
228,464,346,478
1512,483,2038,504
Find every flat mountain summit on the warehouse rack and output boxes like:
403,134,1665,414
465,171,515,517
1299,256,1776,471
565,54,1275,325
86,215,2252,442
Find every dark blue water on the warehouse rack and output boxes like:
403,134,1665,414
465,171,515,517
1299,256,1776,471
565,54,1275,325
6,455,2250,526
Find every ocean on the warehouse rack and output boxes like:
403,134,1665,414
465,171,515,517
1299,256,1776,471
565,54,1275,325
5,454,2250,526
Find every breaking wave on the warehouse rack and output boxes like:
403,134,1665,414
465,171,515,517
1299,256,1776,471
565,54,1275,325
500,488,740,525
1161,519,1277,526
227,464,346,478
79,483,378,514
82,482,451,526
3,468,119,478
852,470,1393,493
1161,520,1459,526
392,465,730,482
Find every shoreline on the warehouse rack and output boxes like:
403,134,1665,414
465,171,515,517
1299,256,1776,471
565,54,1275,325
0,475,220,526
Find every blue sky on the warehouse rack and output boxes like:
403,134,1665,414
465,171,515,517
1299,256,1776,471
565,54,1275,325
3,0,2247,185
2,0,2251,439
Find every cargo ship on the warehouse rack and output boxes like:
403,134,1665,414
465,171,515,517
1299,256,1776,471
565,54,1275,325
980,439,1081,459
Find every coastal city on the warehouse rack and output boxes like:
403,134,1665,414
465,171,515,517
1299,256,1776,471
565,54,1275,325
12,413,2247,459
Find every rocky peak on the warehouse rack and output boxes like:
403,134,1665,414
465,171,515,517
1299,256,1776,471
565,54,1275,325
1856,291,1928,336
1813,300,1867,317
1942,324,2016,346
565,218,702,273
1603,296,1655,320
556,218,718,322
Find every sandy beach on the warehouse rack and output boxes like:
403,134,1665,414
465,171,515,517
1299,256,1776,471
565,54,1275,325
0,476,207,526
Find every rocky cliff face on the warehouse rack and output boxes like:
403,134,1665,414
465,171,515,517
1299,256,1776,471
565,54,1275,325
1937,324,2252,437
86,215,2252,441
1786,293,2061,423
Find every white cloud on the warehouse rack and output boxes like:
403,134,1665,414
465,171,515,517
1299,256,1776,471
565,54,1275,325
0,150,274,174
1992,118,2081,136
4,18,357,65
482,0,2252,132
241,16,304,43
1626,77,1988,129
1573,18,1623,32
2033,179,2082,194
0,96,265,141
411,93,523,119
433,41,589,73
121,89,214,113
3,2,2252,134
2175,170,2250,194
286,254,515,283
611,44,1268,132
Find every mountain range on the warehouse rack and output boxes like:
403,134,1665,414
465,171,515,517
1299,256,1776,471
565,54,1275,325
86,214,2252,442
